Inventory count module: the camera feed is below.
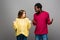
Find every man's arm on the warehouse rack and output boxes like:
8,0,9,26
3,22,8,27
32,20,36,25
47,18,53,25
47,13,53,25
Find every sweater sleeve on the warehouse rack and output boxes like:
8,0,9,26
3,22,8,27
33,14,37,25
26,18,31,30
47,12,51,25
13,21,17,32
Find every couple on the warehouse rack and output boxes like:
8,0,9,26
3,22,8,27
13,3,53,40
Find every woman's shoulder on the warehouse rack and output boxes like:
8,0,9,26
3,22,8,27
25,17,30,21
25,17,29,19
25,17,31,23
13,18,20,22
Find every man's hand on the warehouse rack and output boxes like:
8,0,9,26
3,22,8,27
48,18,53,25
51,18,53,24
32,20,36,25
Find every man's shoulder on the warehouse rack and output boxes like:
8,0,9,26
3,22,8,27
43,11,49,13
42,11,49,15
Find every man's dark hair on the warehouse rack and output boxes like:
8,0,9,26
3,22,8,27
35,3,42,9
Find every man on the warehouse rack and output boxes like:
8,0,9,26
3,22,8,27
32,3,53,40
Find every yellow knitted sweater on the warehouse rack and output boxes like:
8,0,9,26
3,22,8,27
13,18,31,37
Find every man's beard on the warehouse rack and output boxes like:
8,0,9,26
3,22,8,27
36,11,40,14
36,10,42,15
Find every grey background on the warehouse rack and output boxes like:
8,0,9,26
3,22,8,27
0,0,60,40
